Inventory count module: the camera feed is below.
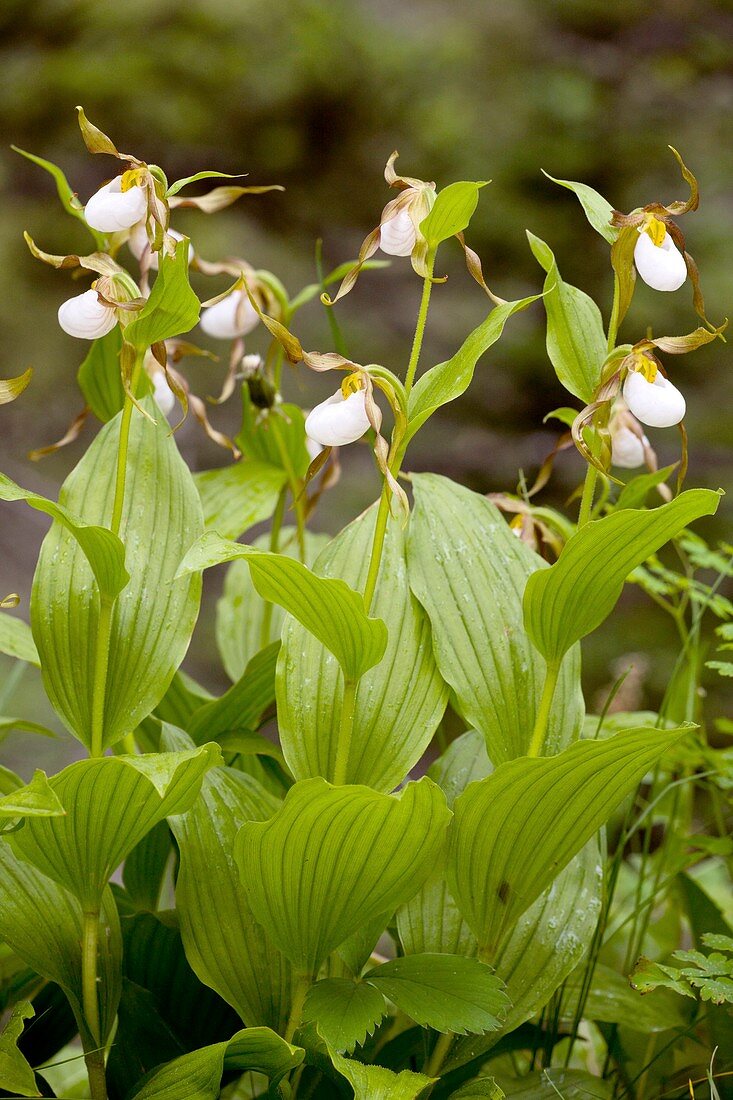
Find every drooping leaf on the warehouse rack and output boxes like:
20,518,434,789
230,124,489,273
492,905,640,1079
178,532,388,682
407,475,583,763
31,397,203,750
278,504,448,789
10,743,221,909
0,1001,40,1097
615,464,677,510
236,777,451,974
526,231,606,402
448,725,688,958
330,1051,436,1100
130,1027,304,1099
188,641,279,747
0,842,121,1047
77,326,151,422
165,727,292,1031
523,489,721,664
0,368,33,405
124,237,200,350
216,527,329,682
0,471,128,601
365,954,508,1035
0,612,39,666
406,296,540,442
302,978,387,1053
0,769,64,825
420,181,488,247
195,459,287,541
541,172,617,244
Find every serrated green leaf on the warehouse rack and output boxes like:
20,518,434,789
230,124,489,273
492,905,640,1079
0,1001,40,1097
236,777,451,974
408,475,583,763
420,180,488,247
0,769,64,823
302,978,387,1053
523,489,722,664
629,958,696,999
179,531,388,682
278,504,448,789
526,231,606,402
166,727,292,1031
195,459,287,540
541,171,617,244
124,237,200,349
330,1050,436,1100
564,962,687,1030
0,471,129,601
0,613,39,666
130,1027,304,1099
10,743,220,910
407,296,539,442
31,397,203,750
448,726,687,958
365,954,508,1035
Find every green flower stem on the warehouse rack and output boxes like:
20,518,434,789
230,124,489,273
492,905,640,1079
425,1031,453,1078
526,658,560,758
270,415,306,561
404,253,436,396
332,678,358,786
81,908,107,1099
577,463,598,529
89,351,145,759
607,270,621,355
284,973,312,1044
260,486,288,650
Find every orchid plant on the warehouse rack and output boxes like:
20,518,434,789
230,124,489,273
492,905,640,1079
0,113,730,1100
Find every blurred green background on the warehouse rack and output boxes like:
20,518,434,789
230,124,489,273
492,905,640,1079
0,0,731,772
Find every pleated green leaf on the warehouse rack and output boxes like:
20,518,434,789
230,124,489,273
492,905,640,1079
179,531,388,682
526,231,606,402
194,459,287,541
420,180,488,247
0,1001,40,1097
166,728,292,1031
541,172,617,244
121,820,174,912
0,842,121,1046
407,475,583,763
31,397,203,750
448,725,688,958
406,295,540,442
302,978,387,1053
188,642,279,746
236,777,451,974
0,471,128,601
130,1027,304,1099
523,489,722,664
278,505,448,789
365,954,508,1035
0,769,64,824
330,1051,436,1100
0,612,39,666
124,238,200,350
216,528,329,682
10,743,221,910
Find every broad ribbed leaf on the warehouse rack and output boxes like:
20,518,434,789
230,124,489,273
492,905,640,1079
216,528,329,682
448,1080,504,1099
236,777,451,974
166,728,292,1031
0,471,128,600
179,532,387,682
188,642,279,746
494,1070,610,1098
366,954,508,1035
195,459,287,541
0,1001,39,1097
130,1028,303,1099
331,1052,435,1100
408,475,583,763
236,390,310,480
121,820,173,911
0,613,39,666
11,744,220,909
31,397,203,750
0,770,64,824
526,231,606,402
448,726,687,958
278,505,448,788
0,842,121,1046
406,296,539,442
302,978,387,1053
420,181,488,246
124,238,200,349
541,172,617,244
524,489,721,664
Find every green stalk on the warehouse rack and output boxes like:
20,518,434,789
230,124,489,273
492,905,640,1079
260,486,288,649
526,659,560,758
89,351,144,759
425,1031,453,1078
332,679,357,786
81,909,107,1099
404,253,435,396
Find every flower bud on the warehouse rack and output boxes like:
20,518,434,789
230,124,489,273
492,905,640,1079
379,209,417,256
611,426,646,468
85,177,148,233
623,370,686,428
128,222,194,270
57,289,118,340
200,290,259,340
634,225,687,292
305,387,371,447
152,371,176,415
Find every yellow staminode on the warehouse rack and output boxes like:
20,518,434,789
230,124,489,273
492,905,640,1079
340,372,363,398
643,215,667,247
120,167,147,192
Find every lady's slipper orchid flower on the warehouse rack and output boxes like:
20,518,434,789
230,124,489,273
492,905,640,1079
57,288,118,340
84,175,148,233
633,218,687,292
305,379,376,447
200,289,259,340
623,369,686,428
609,405,649,468
379,207,417,257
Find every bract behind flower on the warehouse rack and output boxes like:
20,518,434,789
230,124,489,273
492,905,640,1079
85,177,148,233
623,370,686,428
57,289,118,340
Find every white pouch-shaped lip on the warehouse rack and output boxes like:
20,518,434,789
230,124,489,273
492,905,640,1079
58,289,118,340
305,388,371,447
623,370,686,428
379,209,417,257
634,229,687,292
85,178,148,233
